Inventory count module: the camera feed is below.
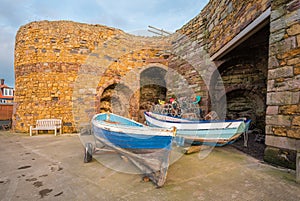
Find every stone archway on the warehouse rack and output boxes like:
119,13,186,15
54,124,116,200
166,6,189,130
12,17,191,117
209,25,269,131
138,66,167,122
206,21,270,161
98,83,117,113
97,83,133,118
220,88,266,130
210,58,268,132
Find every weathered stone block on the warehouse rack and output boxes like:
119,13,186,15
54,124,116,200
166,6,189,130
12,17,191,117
274,0,292,7
276,39,298,60
266,135,300,150
266,106,279,115
285,9,300,26
265,125,274,135
269,29,285,43
266,115,291,126
279,104,300,114
267,91,300,105
268,66,294,79
287,23,300,36
273,126,287,136
268,56,280,68
292,116,300,127
287,129,300,138
271,5,285,21
268,77,300,92
287,0,300,12
270,17,286,33
287,57,300,66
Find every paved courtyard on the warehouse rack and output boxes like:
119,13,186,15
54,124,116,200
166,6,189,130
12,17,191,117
0,130,299,201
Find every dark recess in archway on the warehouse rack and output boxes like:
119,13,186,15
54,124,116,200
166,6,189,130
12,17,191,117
211,24,270,160
139,67,167,122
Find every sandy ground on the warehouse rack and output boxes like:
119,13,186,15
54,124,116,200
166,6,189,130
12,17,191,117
0,130,299,201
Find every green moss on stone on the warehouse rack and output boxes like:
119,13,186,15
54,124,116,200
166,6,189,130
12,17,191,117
264,146,296,170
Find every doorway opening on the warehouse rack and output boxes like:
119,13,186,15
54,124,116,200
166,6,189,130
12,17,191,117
210,23,270,160
139,67,167,122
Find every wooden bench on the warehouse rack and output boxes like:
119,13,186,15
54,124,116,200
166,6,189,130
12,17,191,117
30,119,62,136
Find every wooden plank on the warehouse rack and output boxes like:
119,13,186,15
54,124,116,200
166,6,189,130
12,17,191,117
183,145,211,154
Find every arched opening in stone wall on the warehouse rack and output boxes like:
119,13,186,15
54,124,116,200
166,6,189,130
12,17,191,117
98,84,117,113
138,67,167,122
98,83,132,117
216,24,269,131
218,89,266,130
209,24,269,160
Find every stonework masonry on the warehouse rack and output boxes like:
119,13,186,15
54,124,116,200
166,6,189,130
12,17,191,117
14,21,171,133
14,0,300,168
264,0,300,169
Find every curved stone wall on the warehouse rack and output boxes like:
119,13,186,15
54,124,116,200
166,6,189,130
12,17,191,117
14,21,170,133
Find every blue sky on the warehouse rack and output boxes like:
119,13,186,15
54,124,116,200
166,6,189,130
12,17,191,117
0,0,208,87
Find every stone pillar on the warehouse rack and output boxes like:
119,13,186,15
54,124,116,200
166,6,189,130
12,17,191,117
264,0,300,169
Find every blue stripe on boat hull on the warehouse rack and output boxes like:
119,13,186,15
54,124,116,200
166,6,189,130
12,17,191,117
93,126,173,150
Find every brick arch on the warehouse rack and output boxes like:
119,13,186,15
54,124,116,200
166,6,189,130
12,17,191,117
138,65,168,122
210,57,266,130
95,78,119,106
208,58,257,104
221,87,265,130
94,63,170,121
96,79,118,113
139,64,168,100
138,63,169,74
90,38,170,118
96,81,134,118
71,33,170,130
208,53,267,125
223,85,266,107
117,63,169,121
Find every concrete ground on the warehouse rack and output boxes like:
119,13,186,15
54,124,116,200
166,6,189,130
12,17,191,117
0,130,299,201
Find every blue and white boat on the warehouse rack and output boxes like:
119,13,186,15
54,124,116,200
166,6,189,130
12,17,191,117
144,112,251,147
86,113,176,187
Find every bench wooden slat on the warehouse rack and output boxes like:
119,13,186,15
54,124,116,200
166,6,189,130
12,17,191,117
30,119,62,136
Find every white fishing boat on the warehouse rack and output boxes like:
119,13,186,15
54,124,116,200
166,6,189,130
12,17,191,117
144,111,251,146
85,113,176,187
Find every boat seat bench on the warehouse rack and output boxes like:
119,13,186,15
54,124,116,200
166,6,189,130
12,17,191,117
30,119,62,136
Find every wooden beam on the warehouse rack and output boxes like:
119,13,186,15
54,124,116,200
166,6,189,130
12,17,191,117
211,7,271,61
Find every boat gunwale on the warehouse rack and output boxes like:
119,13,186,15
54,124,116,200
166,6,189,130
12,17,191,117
145,111,249,125
145,112,246,131
92,113,176,137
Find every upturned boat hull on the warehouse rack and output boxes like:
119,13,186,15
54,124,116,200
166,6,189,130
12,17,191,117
90,113,175,187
